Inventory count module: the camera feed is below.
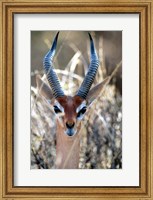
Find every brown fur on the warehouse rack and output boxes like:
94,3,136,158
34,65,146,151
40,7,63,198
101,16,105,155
56,118,81,168
36,75,109,169
55,96,83,168
57,96,84,125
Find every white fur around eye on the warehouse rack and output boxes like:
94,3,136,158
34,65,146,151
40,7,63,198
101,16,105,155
76,102,87,121
76,101,86,113
77,114,84,121
54,101,64,113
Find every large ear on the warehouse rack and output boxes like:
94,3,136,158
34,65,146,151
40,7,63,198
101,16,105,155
86,77,110,105
36,74,54,100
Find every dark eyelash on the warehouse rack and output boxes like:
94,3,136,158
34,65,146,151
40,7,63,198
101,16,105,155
77,107,87,118
53,105,62,114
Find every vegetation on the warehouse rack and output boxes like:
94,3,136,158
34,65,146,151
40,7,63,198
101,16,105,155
31,31,122,169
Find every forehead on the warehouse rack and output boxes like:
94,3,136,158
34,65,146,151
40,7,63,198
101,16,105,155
56,96,84,110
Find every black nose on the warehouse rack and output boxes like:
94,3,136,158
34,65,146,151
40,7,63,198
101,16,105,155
66,122,75,129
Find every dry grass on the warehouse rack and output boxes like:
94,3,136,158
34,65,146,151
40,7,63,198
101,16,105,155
31,31,122,169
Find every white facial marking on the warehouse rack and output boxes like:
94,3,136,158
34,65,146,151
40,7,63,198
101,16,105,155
54,101,64,113
77,114,84,121
53,101,65,120
76,101,87,121
76,101,86,113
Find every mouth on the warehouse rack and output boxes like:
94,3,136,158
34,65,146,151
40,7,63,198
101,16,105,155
65,128,77,137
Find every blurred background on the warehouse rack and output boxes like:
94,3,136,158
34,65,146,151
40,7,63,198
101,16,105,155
31,31,122,169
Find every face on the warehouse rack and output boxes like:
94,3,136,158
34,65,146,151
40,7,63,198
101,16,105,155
53,96,87,137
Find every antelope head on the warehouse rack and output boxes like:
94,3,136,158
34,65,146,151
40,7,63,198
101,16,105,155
36,32,109,137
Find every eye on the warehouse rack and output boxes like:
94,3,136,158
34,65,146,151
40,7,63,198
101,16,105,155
53,105,62,114
77,106,87,118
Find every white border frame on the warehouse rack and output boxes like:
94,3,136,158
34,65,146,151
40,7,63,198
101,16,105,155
14,14,139,186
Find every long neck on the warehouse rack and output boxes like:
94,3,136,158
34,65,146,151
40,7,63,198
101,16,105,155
55,120,81,169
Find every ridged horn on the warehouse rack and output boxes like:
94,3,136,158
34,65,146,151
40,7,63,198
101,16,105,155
76,33,100,99
43,32,65,98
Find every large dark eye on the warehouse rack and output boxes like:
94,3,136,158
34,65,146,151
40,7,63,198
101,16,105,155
77,106,87,118
53,105,62,114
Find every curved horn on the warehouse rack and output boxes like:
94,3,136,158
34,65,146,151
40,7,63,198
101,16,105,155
43,32,65,98
76,33,99,99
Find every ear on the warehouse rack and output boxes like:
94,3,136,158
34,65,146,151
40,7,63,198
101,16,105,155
86,77,110,105
36,75,54,100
